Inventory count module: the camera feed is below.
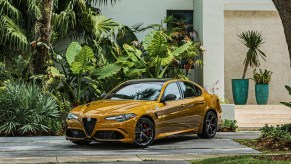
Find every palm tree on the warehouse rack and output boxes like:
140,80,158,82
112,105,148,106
0,0,117,74
238,30,266,79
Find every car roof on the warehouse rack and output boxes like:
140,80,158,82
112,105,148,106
124,78,175,84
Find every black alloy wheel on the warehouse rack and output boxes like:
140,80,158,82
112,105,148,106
134,117,155,148
198,111,218,139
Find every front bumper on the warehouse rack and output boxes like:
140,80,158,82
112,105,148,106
65,117,137,143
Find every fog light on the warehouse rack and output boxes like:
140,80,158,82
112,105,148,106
72,130,80,136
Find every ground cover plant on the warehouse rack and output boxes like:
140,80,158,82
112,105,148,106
218,120,238,132
0,81,60,136
236,124,291,152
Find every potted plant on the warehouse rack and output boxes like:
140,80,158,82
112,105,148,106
232,31,266,105
252,69,272,105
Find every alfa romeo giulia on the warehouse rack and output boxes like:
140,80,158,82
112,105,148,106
65,79,222,147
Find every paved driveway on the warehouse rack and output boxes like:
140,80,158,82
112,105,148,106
0,132,260,163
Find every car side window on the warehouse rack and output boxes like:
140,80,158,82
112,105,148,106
194,85,202,96
179,82,197,98
163,83,182,100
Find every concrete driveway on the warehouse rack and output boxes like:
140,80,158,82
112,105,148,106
0,132,260,163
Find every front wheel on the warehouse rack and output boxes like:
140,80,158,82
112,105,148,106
198,111,218,139
134,117,155,148
71,140,92,145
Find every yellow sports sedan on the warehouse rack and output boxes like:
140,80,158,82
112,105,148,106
66,79,222,147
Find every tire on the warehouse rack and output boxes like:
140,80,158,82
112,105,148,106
198,111,218,139
134,117,155,148
71,140,92,145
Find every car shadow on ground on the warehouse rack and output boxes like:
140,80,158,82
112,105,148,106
64,134,200,150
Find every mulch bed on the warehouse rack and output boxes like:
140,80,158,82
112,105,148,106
256,138,291,151
238,138,291,152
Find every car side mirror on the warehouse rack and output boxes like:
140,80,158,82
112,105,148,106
161,94,177,103
100,93,107,99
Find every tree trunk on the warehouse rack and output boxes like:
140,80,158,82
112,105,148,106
33,0,53,74
272,0,291,66
242,60,249,79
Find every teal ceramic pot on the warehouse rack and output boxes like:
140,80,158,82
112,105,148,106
232,79,249,105
255,84,269,105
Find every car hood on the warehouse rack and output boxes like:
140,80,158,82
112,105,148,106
71,100,154,116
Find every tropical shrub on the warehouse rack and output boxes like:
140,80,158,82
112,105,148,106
258,124,291,151
252,69,272,84
0,0,118,74
97,30,202,80
219,120,238,132
260,124,291,141
0,81,60,136
49,42,102,107
281,85,291,108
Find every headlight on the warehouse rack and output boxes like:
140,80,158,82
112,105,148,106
105,113,136,122
67,113,78,120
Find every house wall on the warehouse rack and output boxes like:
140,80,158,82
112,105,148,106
99,0,194,41
224,11,291,104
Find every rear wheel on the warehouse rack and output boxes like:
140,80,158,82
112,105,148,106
198,111,218,139
134,117,155,148
71,140,92,145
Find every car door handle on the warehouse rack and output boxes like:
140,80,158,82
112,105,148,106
196,101,205,105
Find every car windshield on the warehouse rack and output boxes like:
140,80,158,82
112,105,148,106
106,82,164,101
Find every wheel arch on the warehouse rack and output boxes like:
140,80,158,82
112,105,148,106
198,108,218,134
139,114,156,126
206,108,218,117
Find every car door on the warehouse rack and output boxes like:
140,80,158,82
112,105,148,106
155,82,186,136
178,82,206,132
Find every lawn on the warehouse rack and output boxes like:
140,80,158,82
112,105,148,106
191,155,291,164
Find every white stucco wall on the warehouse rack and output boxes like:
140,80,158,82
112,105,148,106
99,0,194,41
194,0,225,97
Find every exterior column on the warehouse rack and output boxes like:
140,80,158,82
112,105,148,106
194,0,225,98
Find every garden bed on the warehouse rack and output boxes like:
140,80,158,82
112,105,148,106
235,138,291,152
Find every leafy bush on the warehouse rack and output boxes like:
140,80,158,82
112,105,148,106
0,81,60,136
257,124,291,151
260,124,291,141
252,69,272,84
219,120,238,132
0,62,8,86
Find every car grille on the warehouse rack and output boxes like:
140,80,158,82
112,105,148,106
95,131,125,140
82,118,97,136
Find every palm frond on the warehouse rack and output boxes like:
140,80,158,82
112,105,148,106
0,0,21,21
0,15,28,51
92,15,119,37
87,0,117,6
52,2,76,38
238,30,266,68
